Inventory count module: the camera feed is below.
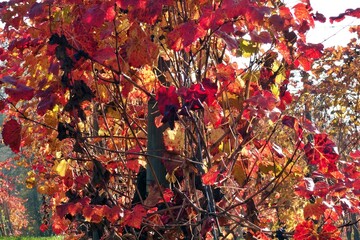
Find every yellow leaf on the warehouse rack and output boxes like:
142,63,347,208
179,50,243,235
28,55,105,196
26,170,36,189
208,126,225,146
54,160,69,177
232,162,247,186
163,123,185,153
37,185,48,194
239,39,258,58
55,151,62,159
270,84,280,98
97,84,109,100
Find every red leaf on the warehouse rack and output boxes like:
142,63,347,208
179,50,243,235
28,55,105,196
215,63,236,83
5,87,34,103
2,76,34,104
178,79,217,112
199,5,226,31
126,23,159,67
202,166,220,185
250,31,272,44
282,116,303,139
295,221,341,240
83,4,106,28
313,12,326,23
319,224,341,240
353,180,360,196
162,188,174,202
39,223,48,232
221,0,248,19
314,181,330,198
2,119,21,153
247,90,278,111
125,146,142,173
123,204,147,229
329,13,346,23
118,0,172,25
104,5,116,22
269,15,285,31
28,2,44,19
202,78,218,106
75,175,90,186
37,93,56,116
83,205,104,223
278,90,292,110
167,21,207,52
93,47,116,64
346,8,360,18
304,199,327,220
56,202,82,218
104,205,121,223
349,150,360,159
156,85,180,115
330,8,360,23
52,215,69,234
295,177,314,199
293,220,315,240
0,100,7,112
295,41,323,71
304,134,339,174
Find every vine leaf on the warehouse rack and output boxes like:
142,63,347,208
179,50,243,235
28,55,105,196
202,166,220,185
167,21,207,52
282,115,303,139
293,3,314,27
118,0,173,25
156,86,180,128
304,134,339,174
126,23,159,67
28,2,44,19
2,119,21,153
295,42,323,71
350,150,360,159
303,198,327,220
330,8,360,23
294,221,341,240
293,221,315,240
1,76,35,104
122,204,147,229
83,3,107,28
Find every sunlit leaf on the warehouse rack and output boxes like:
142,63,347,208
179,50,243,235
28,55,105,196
304,134,339,174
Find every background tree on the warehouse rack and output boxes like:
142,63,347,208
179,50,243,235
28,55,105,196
0,0,359,239
290,34,360,240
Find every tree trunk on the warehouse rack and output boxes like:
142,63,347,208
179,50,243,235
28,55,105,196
146,97,168,192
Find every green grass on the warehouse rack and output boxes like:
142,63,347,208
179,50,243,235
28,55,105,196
0,237,63,240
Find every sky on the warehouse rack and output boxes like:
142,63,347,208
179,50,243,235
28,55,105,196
287,0,360,47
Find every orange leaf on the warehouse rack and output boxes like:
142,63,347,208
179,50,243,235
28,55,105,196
303,198,327,220
202,166,220,185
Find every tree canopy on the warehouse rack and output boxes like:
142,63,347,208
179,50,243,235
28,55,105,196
0,0,359,239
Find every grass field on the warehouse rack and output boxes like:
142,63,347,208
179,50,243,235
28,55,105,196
0,237,63,240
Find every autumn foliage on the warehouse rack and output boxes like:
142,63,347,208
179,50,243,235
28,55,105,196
0,0,359,239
